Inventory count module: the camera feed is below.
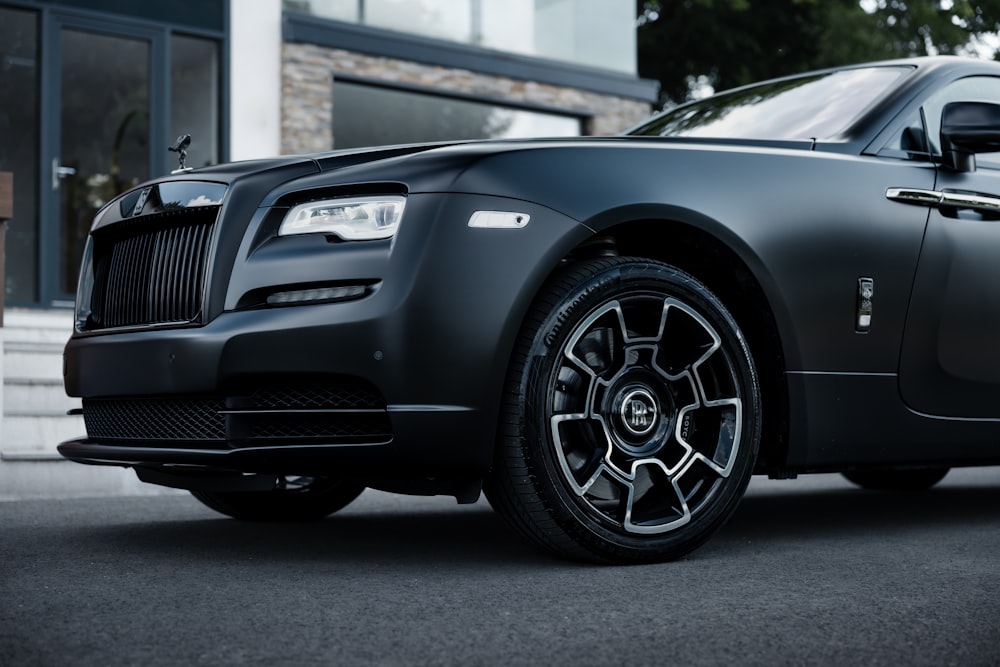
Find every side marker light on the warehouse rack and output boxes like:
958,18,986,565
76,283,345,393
468,211,530,229
856,277,874,333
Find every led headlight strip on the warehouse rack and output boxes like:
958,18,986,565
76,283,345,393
279,195,405,241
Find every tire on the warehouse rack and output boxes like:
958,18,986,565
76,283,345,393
842,467,949,491
191,476,365,521
487,257,761,564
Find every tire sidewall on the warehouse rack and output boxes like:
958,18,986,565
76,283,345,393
518,258,761,561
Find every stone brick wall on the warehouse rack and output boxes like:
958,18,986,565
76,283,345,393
281,42,652,155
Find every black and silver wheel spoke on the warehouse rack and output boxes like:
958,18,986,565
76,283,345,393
488,257,760,563
550,295,743,535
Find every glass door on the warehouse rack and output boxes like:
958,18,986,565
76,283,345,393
41,14,169,306
54,27,152,299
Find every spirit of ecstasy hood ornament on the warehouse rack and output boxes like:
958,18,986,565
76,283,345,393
168,134,192,172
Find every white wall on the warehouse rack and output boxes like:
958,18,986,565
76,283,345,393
229,0,283,160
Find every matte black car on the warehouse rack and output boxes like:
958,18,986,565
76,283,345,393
60,56,1000,563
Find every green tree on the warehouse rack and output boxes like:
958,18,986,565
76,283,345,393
638,0,1000,107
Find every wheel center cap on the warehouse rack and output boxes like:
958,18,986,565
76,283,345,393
618,388,658,436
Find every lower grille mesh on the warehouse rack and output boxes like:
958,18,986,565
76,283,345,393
249,413,391,440
251,384,386,410
84,397,226,442
82,380,391,446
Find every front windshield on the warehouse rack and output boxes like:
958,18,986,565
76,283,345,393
630,66,912,141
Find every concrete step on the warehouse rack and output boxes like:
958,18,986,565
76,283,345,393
3,328,70,345
5,348,65,381
1,413,86,457
3,310,74,345
4,378,79,415
3,311,76,446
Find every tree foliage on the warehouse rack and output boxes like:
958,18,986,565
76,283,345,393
637,0,1000,107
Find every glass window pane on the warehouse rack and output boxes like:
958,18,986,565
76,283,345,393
332,81,579,149
284,0,358,22
0,7,39,304
570,0,635,73
533,0,574,62
171,35,220,171
365,0,471,43
532,0,635,73
631,66,911,141
480,0,534,55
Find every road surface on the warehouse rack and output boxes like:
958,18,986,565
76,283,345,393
2,468,998,666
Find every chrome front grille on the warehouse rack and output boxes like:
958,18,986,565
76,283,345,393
87,208,218,330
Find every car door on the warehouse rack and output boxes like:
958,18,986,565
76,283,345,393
898,75,1000,418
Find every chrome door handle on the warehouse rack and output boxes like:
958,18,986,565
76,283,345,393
52,158,77,190
885,187,942,206
886,187,1000,215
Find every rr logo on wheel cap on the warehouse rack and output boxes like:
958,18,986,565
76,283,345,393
620,388,658,436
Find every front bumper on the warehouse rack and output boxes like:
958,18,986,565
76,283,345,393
60,301,485,476
57,400,481,478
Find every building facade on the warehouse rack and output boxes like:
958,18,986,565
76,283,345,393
0,0,656,497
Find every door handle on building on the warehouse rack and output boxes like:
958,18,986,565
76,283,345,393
52,158,77,190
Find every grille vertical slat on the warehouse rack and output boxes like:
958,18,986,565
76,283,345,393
192,223,210,311
163,226,178,322
103,243,122,326
179,225,196,321
158,227,175,322
108,239,126,324
173,225,191,321
148,232,165,323
86,208,218,330
136,233,155,324
167,226,182,321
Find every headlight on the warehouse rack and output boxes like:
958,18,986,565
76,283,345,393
278,195,405,240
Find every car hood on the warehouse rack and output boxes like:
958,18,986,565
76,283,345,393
120,135,818,218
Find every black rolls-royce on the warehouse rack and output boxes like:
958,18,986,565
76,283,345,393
60,56,1000,563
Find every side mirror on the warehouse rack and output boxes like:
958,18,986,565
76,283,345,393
940,101,1000,172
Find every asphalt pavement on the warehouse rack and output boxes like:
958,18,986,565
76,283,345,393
1,468,998,666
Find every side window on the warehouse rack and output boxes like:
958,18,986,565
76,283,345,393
921,76,1000,169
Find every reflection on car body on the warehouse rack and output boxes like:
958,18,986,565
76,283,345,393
61,56,1000,563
